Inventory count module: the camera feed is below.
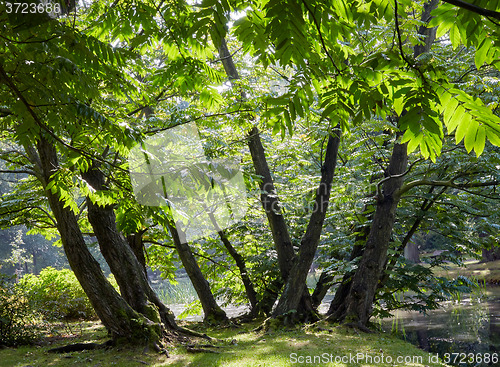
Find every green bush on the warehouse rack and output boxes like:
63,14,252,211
0,274,41,346
17,267,96,321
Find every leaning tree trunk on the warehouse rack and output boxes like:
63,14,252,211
81,166,181,334
247,127,295,280
272,130,341,324
327,140,408,327
127,231,148,277
207,211,258,311
35,136,161,344
327,0,438,329
165,221,229,323
219,40,307,316
247,127,316,317
132,88,227,325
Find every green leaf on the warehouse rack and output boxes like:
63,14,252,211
474,37,492,70
449,23,461,49
443,97,459,131
321,103,337,120
454,111,471,145
283,109,293,136
402,129,423,154
473,125,486,156
485,127,500,146
421,115,441,135
463,118,478,153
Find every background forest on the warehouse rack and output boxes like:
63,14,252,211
1,0,500,365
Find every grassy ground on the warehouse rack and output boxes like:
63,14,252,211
433,259,500,284
0,320,449,367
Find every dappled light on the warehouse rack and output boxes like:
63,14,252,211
1,0,499,365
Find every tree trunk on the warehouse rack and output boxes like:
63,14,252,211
404,241,420,263
272,130,341,324
207,211,258,311
328,140,408,327
127,231,147,278
35,136,161,343
80,167,180,334
327,0,438,329
165,220,228,323
131,86,227,325
247,127,295,281
220,40,298,316
482,246,500,262
248,128,320,319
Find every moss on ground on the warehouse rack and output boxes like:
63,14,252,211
0,320,449,366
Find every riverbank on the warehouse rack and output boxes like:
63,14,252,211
434,259,500,285
0,320,449,366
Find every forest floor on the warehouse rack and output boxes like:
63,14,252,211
433,259,500,285
0,319,450,367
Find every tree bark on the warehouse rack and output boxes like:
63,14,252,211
127,231,147,278
328,140,408,327
327,0,438,329
272,130,341,323
207,211,258,311
35,136,161,343
482,246,500,262
165,220,228,323
247,127,296,281
80,167,180,333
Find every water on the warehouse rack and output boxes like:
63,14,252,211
380,287,500,366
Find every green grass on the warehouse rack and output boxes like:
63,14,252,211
433,259,500,284
0,320,449,366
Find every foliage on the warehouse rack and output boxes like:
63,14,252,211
0,273,41,346
16,267,96,321
0,0,500,331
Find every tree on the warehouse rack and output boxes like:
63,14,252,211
1,0,500,342
0,1,207,346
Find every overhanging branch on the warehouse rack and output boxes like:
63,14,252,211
398,178,499,196
442,0,500,21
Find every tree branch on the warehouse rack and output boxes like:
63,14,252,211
144,109,254,134
442,0,500,21
144,240,237,274
398,178,499,196
300,0,341,73
377,158,423,200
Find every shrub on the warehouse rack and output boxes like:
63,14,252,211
0,273,41,346
17,267,96,320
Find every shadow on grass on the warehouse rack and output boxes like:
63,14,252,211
0,321,447,367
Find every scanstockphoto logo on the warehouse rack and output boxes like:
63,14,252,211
128,122,247,242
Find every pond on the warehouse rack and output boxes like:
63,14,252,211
162,280,500,366
379,287,500,366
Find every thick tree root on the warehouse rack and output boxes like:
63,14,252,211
48,340,113,353
342,322,373,333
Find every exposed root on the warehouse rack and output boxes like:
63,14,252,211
48,340,113,353
342,322,373,333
